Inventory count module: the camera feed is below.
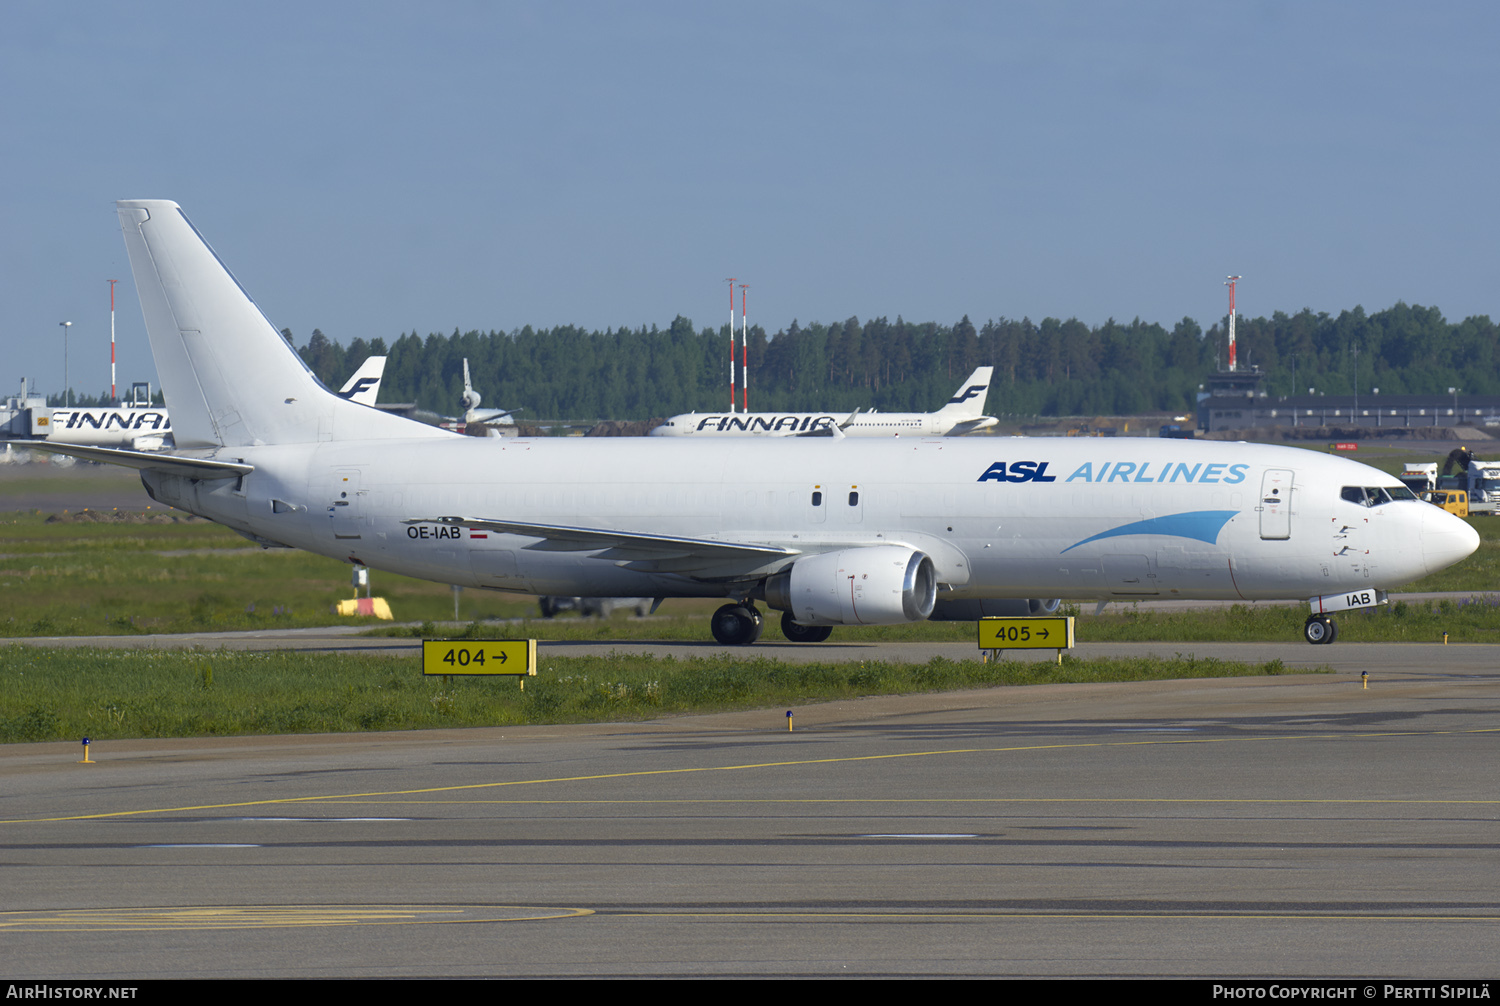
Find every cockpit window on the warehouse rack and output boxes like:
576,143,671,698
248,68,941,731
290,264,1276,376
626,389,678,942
1341,485,1414,506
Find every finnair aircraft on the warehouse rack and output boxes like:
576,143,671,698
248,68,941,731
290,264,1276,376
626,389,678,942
649,367,997,437
42,355,387,452
27,201,1479,647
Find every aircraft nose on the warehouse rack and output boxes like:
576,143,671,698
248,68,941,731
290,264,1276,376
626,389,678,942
1421,507,1480,575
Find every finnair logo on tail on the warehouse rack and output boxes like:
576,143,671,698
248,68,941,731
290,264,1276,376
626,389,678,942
338,378,378,400
948,384,987,405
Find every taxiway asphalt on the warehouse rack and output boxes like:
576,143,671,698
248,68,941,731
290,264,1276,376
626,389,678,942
2,641,1497,978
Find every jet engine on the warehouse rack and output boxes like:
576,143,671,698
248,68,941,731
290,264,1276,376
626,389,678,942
761,545,937,625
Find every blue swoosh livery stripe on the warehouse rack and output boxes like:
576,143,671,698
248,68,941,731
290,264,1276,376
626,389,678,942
1060,510,1238,554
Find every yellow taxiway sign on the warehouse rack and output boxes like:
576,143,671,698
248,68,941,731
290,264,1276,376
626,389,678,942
422,639,537,678
977,616,1075,663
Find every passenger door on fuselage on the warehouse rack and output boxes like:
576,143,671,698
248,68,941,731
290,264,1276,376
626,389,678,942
1258,468,1293,540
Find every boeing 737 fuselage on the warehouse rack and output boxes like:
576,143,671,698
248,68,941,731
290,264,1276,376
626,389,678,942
27,201,1479,647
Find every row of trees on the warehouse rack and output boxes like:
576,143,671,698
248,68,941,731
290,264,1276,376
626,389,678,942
266,302,1498,420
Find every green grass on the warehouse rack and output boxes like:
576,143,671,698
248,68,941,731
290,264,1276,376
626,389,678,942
0,646,1315,743
0,510,543,636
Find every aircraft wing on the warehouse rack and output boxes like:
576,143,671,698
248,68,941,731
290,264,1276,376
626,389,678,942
408,516,799,576
15,441,253,478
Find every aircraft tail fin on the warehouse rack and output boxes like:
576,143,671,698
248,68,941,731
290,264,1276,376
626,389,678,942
337,356,387,407
116,201,444,448
936,366,994,418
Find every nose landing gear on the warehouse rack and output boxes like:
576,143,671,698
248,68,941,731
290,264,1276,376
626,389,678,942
1303,615,1338,645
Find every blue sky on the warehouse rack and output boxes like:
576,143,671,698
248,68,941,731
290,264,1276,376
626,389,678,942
3,2,1497,399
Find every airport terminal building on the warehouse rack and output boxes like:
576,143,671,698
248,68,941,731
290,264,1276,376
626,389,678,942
1196,371,1500,434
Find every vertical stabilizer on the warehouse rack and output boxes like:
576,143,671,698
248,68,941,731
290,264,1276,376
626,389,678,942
937,366,994,418
116,200,444,448
337,356,388,406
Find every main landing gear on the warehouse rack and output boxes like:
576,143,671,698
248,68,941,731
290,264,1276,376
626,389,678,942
711,603,764,646
779,612,832,644
709,605,834,645
1303,615,1338,645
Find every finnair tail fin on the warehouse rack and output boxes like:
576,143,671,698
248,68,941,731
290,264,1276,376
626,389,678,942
117,201,444,448
337,356,387,406
936,366,994,418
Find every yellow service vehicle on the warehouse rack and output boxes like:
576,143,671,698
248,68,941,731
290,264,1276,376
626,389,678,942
1423,489,1469,517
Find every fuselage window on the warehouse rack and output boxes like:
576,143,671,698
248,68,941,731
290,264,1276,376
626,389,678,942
848,491,859,506
812,491,823,507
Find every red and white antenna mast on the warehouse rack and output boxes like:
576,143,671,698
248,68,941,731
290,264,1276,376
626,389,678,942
108,279,119,401
740,283,750,412
725,278,737,412
1224,275,1241,372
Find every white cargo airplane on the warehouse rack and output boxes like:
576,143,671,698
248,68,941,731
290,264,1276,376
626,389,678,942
649,366,997,437
24,201,1479,647
42,355,387,452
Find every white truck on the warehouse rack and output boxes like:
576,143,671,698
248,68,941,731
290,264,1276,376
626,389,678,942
1402,451,1499,515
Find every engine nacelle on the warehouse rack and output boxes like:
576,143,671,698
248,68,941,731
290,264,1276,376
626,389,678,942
762,545,937,625
928,598,1062,621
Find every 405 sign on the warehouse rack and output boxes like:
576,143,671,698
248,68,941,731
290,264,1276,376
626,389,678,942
422,639,537,678
976,616,1075,651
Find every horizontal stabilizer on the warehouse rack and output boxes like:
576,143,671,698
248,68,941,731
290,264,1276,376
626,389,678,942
947,417,998,435
17,441,253,479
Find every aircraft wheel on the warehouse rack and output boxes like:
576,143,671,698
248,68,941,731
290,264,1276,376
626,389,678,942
780,613,833,643
744,605,765,643
711,604,761,646
1303,615,1337,645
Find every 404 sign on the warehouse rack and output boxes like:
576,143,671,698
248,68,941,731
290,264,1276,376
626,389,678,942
422,639,537,677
